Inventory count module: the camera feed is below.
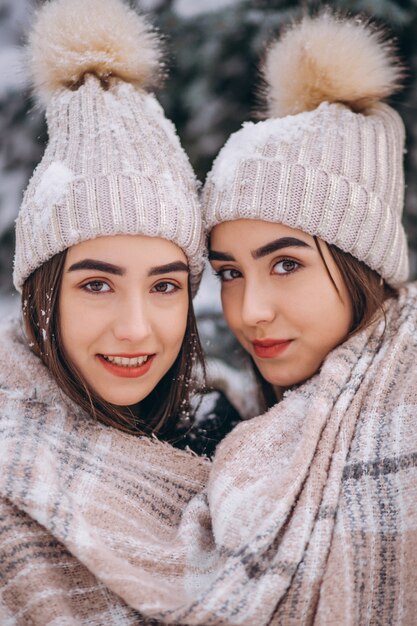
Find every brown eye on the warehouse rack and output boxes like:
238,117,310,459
216,268,242,282
152,281,177,293
83,280,111,293
273,259,300,275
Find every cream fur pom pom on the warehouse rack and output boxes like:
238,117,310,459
263,12,403,117
28,0,162,105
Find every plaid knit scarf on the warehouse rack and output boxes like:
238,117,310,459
1,284,417,625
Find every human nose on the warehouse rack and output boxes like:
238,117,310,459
240,280,277,327
112,293,152,343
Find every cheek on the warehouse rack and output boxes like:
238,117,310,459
221,289,241,334
312,289,352,345
322,307,352,351
59,292,105,358
158,297,189,349
59,294,77,350
294,275,351,332
295,292,352,378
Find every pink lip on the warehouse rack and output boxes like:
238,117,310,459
97,354,155,378
252,338,293,359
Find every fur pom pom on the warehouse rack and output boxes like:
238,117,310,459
28,0,162,105
262,12,403,117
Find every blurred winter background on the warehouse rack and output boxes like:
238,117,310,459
1,0,417,365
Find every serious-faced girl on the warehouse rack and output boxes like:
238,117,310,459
196,13,417,624
205,15,407,407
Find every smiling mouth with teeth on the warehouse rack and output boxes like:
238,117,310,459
101,355,151,367
97,352,156,379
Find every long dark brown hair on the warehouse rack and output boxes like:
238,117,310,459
22,249,205,440
255,239,398,411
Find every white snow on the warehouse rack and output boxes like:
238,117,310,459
0,292,19,319
193,263,222,315
141,92,184,152
192,391,219,424
173,0,243,19
0,165,28,236
0,0,31,46
34,162,75,218
104,85,136,121
0,47,28,97
75,524,95,550
205,357,259,419
209,103,332,191
137,0,166,11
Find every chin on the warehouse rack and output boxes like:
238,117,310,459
95,387,151,407
264,364,323,389
257,365,307,389
107,397,145,407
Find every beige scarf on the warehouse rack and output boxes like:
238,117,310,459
1,284,417,625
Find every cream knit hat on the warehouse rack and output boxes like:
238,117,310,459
203,13,409,287
14,0,204,294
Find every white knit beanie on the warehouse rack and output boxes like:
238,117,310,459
14,0,204,294
203,12,409,287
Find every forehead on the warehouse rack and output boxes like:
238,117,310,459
65,234,187,266
210,219,314,250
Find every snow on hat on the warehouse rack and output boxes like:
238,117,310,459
14,0,204,294
203,12,409,287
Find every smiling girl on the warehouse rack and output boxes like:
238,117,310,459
59,237,189,406
0,0,219,621
24,233,196,438
11,0,209,443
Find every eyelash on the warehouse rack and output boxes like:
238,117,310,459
272,257,302,275
214,268,241,283
214,257,302,283
81,280,111,294
151,281,180,294
80,280,180,295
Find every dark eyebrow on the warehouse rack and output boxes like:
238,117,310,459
208,250,236,262
252,237,312,260
209,237,311,263
148,261,189,276
67,259,124,275
68,259,189,277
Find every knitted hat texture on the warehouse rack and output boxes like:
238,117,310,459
14,0,204,294
203,13,409,286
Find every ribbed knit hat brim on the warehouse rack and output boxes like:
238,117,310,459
204,102,408,286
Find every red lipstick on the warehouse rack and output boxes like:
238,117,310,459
252,339,292,359
97,354,155,378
